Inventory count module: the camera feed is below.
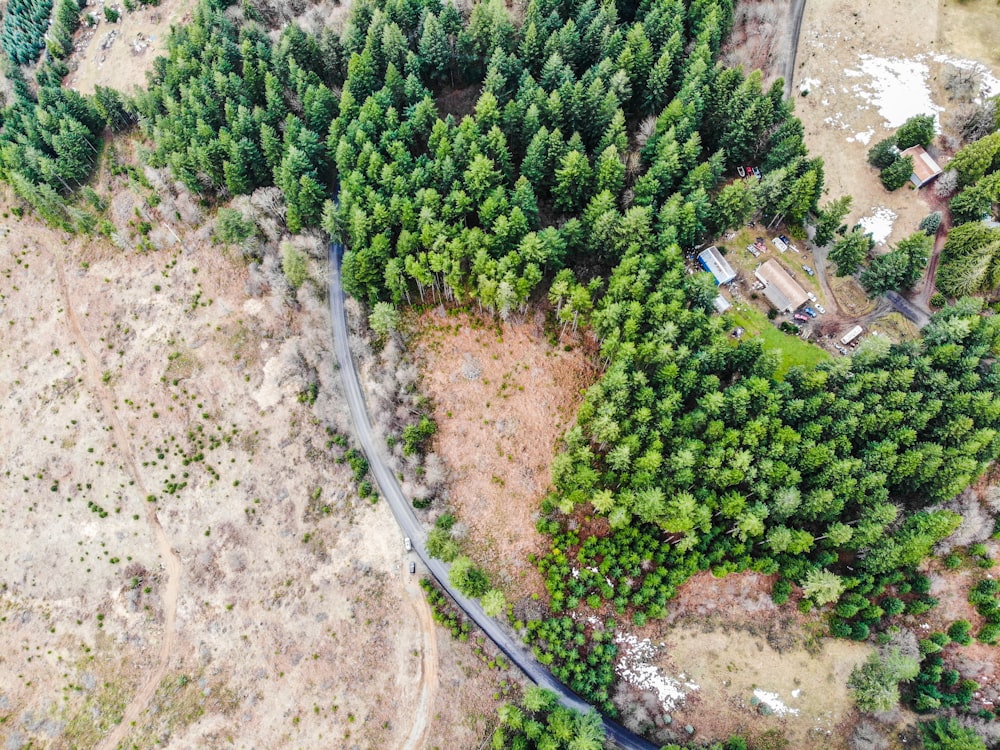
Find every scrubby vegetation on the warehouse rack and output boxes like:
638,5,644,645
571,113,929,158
3,0,1000,742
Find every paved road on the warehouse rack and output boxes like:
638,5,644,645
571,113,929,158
885,290,931,328
328,243,659,750
783,0,808,99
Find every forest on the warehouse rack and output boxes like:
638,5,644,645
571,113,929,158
3,0,1000,741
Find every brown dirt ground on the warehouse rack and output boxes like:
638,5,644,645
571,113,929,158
63,0,195,95
0,166,505,748
615,572,871,749
940,0,1000,69
410,308,597,598
721,0,797,91
793,0,1000,306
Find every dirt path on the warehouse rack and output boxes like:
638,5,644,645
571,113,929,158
52,249,183,750
919,213,952,305
401,571,439,750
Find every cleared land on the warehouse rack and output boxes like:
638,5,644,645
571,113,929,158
411,308,596,597
0,163,505,747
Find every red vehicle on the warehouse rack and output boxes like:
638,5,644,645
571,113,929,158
793,313,810,323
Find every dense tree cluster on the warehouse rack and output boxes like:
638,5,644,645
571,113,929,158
331,0,818,312
135,0,346,229
491,687,604,750
1,0,55,64
545,288,1000,618
937,221,1000,298
860,232,931,295
0,64,104,228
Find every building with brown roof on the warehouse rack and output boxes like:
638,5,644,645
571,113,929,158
900,145,942,188
755,259,809,312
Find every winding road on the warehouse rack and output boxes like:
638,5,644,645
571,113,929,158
328,243,659,750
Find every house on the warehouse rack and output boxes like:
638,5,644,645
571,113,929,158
899,145,942,188
712,295,732,313
754,259,809,312
698,246,737,285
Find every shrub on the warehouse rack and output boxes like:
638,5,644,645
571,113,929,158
868,138,899,169
947,619,973,646
930,292,947,308
943,552,963,570
978,623,1000,644
881,156,915,191
919,212,943,235
280,243,308,288
104,5,119,22
895,114,936,150
771,578,791,605
216,208,254,244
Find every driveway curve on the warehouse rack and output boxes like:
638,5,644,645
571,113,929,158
328,243,658,750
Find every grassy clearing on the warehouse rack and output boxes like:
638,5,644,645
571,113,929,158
728,305,830,378
939,0,1000,68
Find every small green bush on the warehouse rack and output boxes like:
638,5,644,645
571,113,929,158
947,619,973,646
104,6,119,22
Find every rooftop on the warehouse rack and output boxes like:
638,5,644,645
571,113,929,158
698,246,737,285
755,259,809,312
899,145,942,188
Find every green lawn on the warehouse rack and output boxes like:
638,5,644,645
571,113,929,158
729,305,831,379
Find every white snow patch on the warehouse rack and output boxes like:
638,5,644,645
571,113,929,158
799,77,820,95
932,54,1000,100
852,55,942,128
858,207,898,246
848,128,875,145
824,112,850,130
754,689,800,717
615,632,698,712
791,689,802,699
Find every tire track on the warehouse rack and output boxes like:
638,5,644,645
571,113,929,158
401,571,439,750
52,253,182,750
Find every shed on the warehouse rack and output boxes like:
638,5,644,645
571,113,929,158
899,145,942,188
712,295,732,313
698,246,737,285
754,259,809,312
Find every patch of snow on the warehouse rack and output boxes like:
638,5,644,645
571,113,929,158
852,55,942,129
858,207,898,246
799,77,821,95
615,632,699,712
932,54,1000,100
824,112,849,130
844,68,863,78
791,689,802,699
753,689,799,717
847,128,875,145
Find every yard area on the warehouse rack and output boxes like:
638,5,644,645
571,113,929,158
728,304,830,378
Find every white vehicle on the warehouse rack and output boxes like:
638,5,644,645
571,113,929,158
404,537,412,552
840,325,864,346
806,292,818,302
815,304,826,314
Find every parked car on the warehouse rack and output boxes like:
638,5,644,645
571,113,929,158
803,307,818,318
815,304,826,314
793,313,810,323
409,561,416,574
779,234,791,245
802,264,815,276
806,292,818,302
404,537,412,551
752,166,762,179
737,165,746,177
